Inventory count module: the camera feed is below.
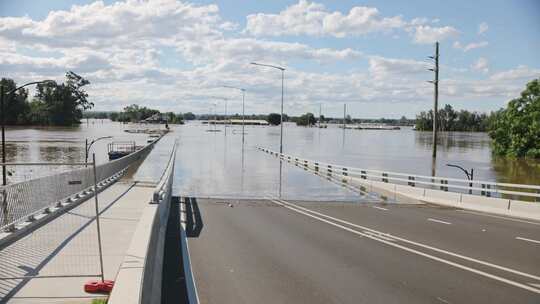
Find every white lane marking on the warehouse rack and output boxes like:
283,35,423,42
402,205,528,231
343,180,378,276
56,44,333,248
265,195,540,283
457,210,540,226
428,218,452,225
363,231,395,242
372,206,388,211
266,196,540,294
516,237,540,244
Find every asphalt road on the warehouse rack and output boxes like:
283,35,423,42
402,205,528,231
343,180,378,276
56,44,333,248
186,197,540,304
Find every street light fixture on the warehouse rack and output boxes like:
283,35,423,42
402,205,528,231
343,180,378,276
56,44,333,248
446,163,474,194
1,79,56,185
250,62,286,156
222,86,246,145
86,136,113,166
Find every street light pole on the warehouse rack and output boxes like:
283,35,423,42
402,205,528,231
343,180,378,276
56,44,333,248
250,62,286,197
85,136,113,166
1,79,55,185
242,89,245,145
222,86,246,145
250,62,286,155
446,163,474,194
1,85,5,186
280,68,284,155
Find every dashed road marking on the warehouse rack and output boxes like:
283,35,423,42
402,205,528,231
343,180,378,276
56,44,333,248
428,218,452,225
516,237,540,245
372,206,388,211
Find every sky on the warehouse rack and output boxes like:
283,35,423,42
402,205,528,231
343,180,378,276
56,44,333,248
0,0,539,118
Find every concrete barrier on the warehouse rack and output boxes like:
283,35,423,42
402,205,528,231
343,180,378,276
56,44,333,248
108,204,158,303
349,176,540,221
109,141,177,304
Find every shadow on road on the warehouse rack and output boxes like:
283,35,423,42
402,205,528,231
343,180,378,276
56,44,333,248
185,197,203,238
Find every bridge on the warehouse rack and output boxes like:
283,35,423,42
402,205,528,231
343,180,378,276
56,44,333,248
0,137,539,303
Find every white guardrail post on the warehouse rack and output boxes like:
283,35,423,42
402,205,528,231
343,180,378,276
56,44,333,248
255,146,540,221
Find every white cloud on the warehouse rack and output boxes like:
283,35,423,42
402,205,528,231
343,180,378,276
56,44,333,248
0,0,535,116
453,40,488,52
490,65,540,81
245,1,459,45
245,0,405,37
411,25,459,44
368,56,427,80
471,57,489,73
478,22,488,35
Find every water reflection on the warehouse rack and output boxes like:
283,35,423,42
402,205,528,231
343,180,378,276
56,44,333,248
4,121,539,201
492,157,540,186
414,131,491,151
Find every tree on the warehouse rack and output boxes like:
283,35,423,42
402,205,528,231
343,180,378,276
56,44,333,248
0,78,29,125
489,78,540,158
267,113,281,125
34,71,93,125
295,112,316,126
183,112,196,120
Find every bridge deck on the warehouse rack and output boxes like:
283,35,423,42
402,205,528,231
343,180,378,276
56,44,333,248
186,198,540,304
0,180,155,303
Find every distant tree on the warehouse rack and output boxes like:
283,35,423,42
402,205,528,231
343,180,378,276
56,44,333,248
490,78,540,158
319,115,326,123
414,104,494,132
345,114,352,124
0,78,29,125
164,111,184,124
183,112,196,120
33,71,93,125
296,112,316,126
267,113,281,125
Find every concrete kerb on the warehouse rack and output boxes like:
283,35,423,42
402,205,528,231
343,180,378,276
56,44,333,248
349,176,540,221
256,147,540,222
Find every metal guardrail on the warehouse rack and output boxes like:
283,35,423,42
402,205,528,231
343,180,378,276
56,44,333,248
257,147,540,202
141,140,177,304
0,139,158,231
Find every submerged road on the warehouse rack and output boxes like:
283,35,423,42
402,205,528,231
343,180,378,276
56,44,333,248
186,197,540,304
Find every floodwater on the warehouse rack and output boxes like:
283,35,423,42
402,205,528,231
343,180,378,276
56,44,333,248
3,120,540,200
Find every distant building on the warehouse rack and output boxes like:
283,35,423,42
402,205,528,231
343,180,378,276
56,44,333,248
141,113,166,124
204,119,269,126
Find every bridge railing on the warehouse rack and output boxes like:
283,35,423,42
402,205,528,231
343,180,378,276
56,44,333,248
0,139,158,232
257,147,540,202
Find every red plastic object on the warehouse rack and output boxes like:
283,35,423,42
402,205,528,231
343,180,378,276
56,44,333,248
84,280,115,293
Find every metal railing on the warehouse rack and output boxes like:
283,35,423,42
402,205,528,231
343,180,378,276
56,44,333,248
257,147,540,202
0,139,159,231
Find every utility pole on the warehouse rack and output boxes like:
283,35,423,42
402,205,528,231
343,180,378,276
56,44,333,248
319,103,322,128
343,103,347,129
430,42,440,159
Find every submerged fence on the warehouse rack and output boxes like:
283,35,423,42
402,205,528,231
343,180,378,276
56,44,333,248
257,147,540,202
0,140,157,231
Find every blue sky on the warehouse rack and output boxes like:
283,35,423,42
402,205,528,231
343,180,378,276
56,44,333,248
1,0,539,118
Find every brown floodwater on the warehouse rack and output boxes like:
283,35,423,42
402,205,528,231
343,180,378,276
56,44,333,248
3,120,539,200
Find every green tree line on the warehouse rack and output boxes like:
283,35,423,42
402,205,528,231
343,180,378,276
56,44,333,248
489,78,539,158
0,72,92,126
415,104,495,132
84,105,190,124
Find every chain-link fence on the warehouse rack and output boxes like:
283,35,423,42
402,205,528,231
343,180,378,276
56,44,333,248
0,141,155,231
